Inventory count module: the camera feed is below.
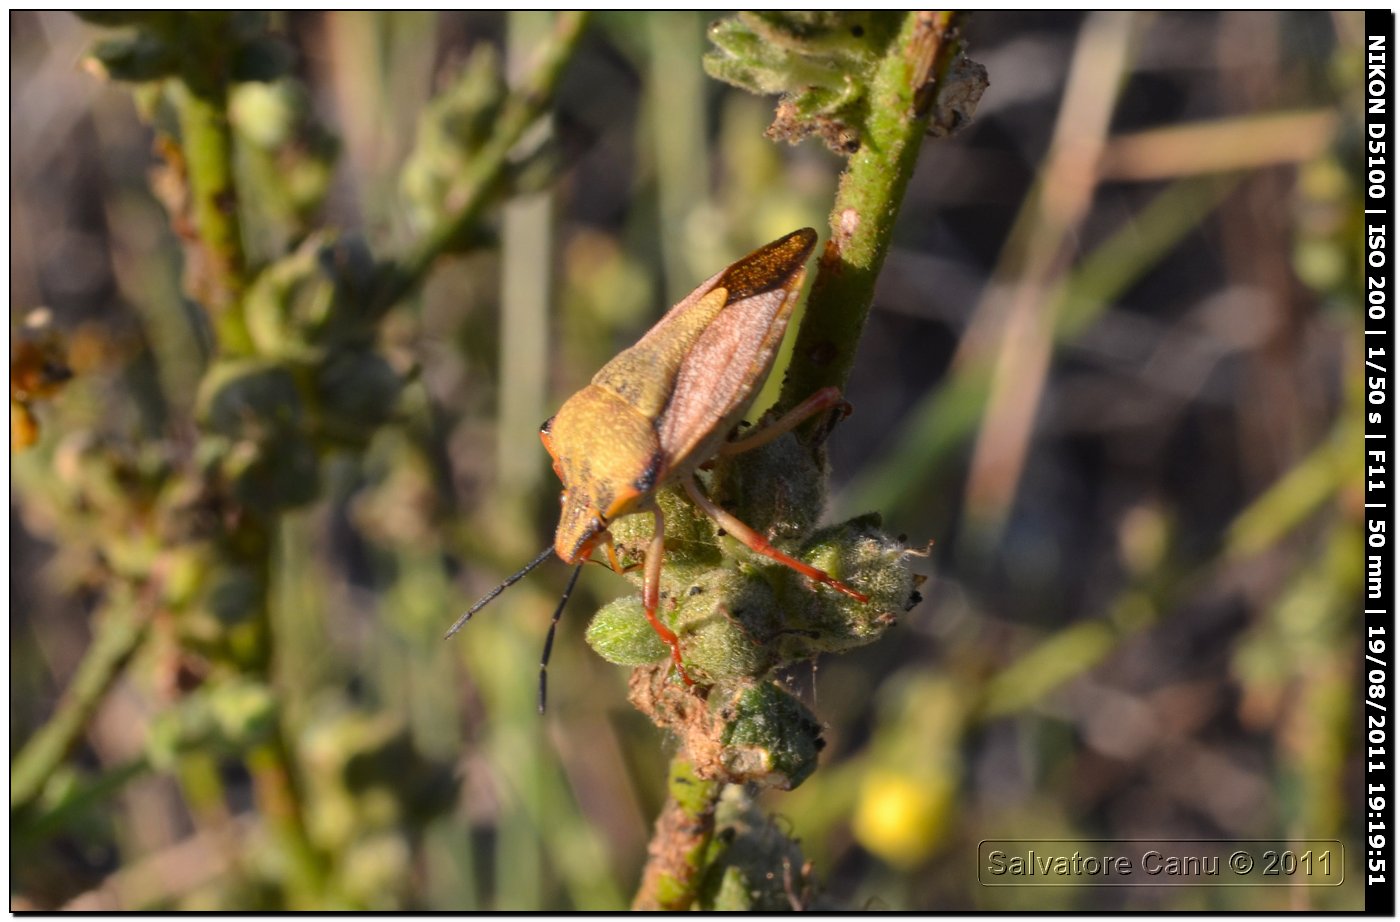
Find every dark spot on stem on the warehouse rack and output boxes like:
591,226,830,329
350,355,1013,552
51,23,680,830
214,189,237,215
807,340,838,366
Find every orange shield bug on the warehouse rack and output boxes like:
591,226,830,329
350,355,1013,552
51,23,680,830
447,228,869,710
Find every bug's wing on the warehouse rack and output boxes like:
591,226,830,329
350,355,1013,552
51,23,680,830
655,228,816,475
590,283,730,420
589,228,817,424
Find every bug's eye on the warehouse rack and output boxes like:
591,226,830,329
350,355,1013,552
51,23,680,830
591,515,606,533
558,492,567,506
540,417,554,434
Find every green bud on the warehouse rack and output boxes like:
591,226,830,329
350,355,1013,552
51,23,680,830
230,81,300,150
591,506,915,680
146,679,275,771
718,680,823,790
220,430,320,513
228,35,294,84
197,360,305,439
196,360,321,511
242,240,335,357
400,45,508,234
668,568,780,682
84,33,180,83
697,785,820,910
703,12,904,154
180,562,266,666
313,349,402,443
628,669,823,791
772,513,912,659
586,596,668,666
146,701,205,772
586,567,780,681
607,485,723,579
203,563,264,627
207,677,277,746
709,430,824,543
159,547,207,609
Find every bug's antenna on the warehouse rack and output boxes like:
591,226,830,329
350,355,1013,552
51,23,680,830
538,562,583,714
445,545,555,639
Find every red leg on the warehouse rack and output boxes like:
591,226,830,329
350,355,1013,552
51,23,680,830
683,475,870,603
720,386,849,456
644,507,694,685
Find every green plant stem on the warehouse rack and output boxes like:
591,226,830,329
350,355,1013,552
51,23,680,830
777,11,964,422
232,527,331,903
16,756,149,843
632,756,723,910
11,603,150,813
383,10,588,309
247,732,328,906
170,37,330,895
10,601,150,811
167,78,252,353
629,12,966,911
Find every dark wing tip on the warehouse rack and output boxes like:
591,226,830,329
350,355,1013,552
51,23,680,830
775,227,818,262
720,228,819,301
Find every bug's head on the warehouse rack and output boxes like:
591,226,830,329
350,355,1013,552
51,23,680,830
554,491,608,564
540,390,660,564
541,410,618,564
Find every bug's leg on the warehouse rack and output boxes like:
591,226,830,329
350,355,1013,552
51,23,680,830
683,474,871,603
644,507,694,685
601,531,642,575
720,386,849,456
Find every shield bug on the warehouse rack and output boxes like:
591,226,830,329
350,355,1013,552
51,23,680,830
447,228,869,710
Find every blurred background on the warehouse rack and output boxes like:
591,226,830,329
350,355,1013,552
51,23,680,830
10,10,1365,911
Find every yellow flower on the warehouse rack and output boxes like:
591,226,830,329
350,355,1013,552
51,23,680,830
852,768,953,867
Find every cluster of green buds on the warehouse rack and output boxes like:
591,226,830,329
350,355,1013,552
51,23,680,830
586,423,921,790
705,11,987,154
66,16,404,677
177,233,405,668
201,234,404,514
297,710,457,908
704,12,905,154
400,44,559,247
79,12,293,86
694,786,821,910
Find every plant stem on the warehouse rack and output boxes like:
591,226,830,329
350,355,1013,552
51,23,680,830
16,756,150,843
232,524,331,902
778,11,964,423
167,76,252,354
11,602,149,813
632,756,723,910
629,12,968,911
247,733,328,906
383,10,588,309
168,23,329,897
